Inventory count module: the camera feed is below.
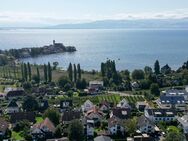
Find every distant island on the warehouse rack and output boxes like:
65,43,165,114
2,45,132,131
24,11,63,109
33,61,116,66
0,40,76,59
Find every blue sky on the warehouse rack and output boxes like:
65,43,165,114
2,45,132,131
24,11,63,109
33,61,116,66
0,0,188,26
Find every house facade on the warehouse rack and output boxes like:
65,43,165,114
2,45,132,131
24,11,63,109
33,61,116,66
117,98,131,109
31,118,56,140
108,116,125,136
82,100,94,112
6,100,19,114
60,100,73,112
137,115,155,133
177,115,188,134
144,108,176,123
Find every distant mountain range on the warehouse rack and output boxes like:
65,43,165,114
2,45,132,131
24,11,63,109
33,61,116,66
49,19,188,29
1,19,188,29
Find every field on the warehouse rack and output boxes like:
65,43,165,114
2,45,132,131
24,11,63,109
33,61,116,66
54,94,145,107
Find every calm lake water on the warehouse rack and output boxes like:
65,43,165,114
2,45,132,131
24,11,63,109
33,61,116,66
0,29,188,71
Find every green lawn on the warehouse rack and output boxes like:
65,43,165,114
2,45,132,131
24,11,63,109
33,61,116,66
12,131,24,140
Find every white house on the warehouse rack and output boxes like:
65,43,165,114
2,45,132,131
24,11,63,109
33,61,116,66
6,100,19,114
81,100,94,112
177,115,188,134
117,98,131,109
89,81,104,88
136,101,148,111
108,116,125,136
86,120,94,137
144,107,176,123
137,115,155,133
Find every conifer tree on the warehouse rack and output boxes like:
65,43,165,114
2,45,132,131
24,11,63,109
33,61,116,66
74,64,77,82
77,64,81,79
37,66,40,84
44,64,48,83
27,62,31,81
24,63,28,81
68,63,73,82
48,62,52,82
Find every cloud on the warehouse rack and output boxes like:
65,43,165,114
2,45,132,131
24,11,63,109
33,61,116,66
0,9,188,26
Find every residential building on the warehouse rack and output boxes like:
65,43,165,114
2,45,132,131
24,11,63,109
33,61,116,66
5,88,25,100
10,112,35,124
108,116,125,136
6,100,19,114
144,108,176,123
38,99,49,112
85,106,104,125
81,100,94,112
99,101,111,112
31,118,56,140
117,98,131,109
85,120,94,137
61,110,81,124
136,101,148,112
177,115,188,134
137,115,155,133
158,89,188,110
88,81,103,94
110,107,131,119
60,100,73,112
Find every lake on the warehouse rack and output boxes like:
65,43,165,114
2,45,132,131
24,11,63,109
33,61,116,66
0,28,188,71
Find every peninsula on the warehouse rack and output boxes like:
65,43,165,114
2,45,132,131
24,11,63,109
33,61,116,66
0,40,76,59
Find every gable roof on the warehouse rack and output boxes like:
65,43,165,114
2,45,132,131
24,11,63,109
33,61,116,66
10,112,35,123
160,94,185,104
112,107,131,119
108,116,124,128
86,106,104,116
7,100,18,107
62,110,81,122
117,98,131,108
6,89,25,97
137,115,154,127
84,100,93,105
33,118,56,133
146,108,176,117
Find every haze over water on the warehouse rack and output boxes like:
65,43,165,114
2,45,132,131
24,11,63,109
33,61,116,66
0,28,188,71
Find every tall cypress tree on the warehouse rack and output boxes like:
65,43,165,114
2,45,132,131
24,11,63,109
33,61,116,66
154,60,160,75
27,62,31,81
21,63,24,81
44,64,48,83
37,66,40,84
77,64,81,79
13,65,16,80
24,63,28,81
74,64,77,82
68,63,73,82
48,62,52,82
101,63,105,77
